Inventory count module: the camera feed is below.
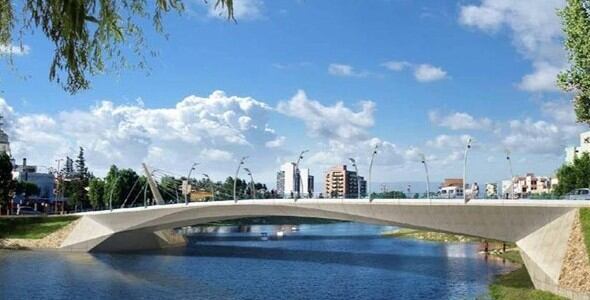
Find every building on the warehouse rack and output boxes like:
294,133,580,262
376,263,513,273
501,173,557,198
485,183,498,199
565,130,590,163
324,165,367,198
276,162,314,197
438,178,464,199
0,120,10,156
12,158,55,203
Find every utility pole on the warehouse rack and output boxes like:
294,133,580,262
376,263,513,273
463,138,473,203
294,150,309,201
244,168,255,199
349,158,360,199
184,162,198,205
420,153,431,202
234,156,248,202
368,145,378,202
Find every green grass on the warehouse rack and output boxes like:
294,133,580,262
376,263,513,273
0,216,78,239
580,208,590,262
382,228,480,242
489,267,566,300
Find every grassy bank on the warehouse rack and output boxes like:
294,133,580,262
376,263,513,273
581,208,590,262
0,216,78,239
382,228,480,242
489,265,565,300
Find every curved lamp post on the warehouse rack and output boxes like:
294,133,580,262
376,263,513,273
244,168,255,199
463,138,473,203
185,162,199,205
505,149,515,200
294,150,309,201
419,153,431,202
234,156,248,202
202,173,215,201
368,145,378,202
349,158,361,200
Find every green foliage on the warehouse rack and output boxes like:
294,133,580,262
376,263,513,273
103,165,143,207
371,190,407,199
0,216,78,239
15,181,40,197
580,208,590,262
0,152,15,212
88,178,105,209
489,267,565,300
555,153,590,195
0,0,235,94
558,0,590,123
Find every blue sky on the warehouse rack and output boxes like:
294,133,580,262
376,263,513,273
0,0,581,190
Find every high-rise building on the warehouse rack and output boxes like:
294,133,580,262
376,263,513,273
276,162,314,197
324,165,367,198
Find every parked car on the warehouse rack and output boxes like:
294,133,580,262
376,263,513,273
16,206,41,215
565,188,590,200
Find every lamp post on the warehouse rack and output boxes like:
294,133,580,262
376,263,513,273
244,168,255,199
349,158,361,200
234,156,248,202
294,150,309,200
419,153,431,202
463,137,473,203
185,162,199,205
202,173,215,201
505,149,515,200
368,145,378,202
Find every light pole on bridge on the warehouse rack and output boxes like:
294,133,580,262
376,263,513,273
202,174,215,201
349,158,361,200
368,145,378,202
185,162,199,205
234,156,248,202
294,150,309,201
419,153,431,203
244,168,256,199
505,149,515,200
463,137,473,204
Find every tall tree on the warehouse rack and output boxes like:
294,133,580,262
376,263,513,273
0,0,235,94
88,178,105,209
555,153,590,195
71,147,90,210
559,0,590,123
0,152,15,214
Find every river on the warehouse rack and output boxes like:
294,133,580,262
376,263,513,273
0,223,515,299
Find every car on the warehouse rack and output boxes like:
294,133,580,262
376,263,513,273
565,188,590,200
16,206,42,215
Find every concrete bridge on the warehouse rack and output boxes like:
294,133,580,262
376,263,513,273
60,198,590,299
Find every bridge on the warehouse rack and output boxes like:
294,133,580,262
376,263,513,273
59,198,590,299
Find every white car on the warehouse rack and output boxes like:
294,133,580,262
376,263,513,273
565,188,590,200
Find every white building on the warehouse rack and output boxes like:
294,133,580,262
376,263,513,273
501,173,557,199
0,116,10,156
12,158,56,202
565,130,590,163
276,162,314,197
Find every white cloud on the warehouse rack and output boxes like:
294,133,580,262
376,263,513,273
0,44,30,56
265,136,285,148
328,63,368,77
414,64,447,82
429,111,492,130
0,91,279,177
382,60,448,83
277,90,375,141
381,60,411,71
206,0,263,20
459,0,565,92
426,134,473,150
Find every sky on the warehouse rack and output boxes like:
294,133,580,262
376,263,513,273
0,0,584,191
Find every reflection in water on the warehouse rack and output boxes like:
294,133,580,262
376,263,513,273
0,223,516,300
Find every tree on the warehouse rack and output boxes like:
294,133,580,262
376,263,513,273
0,152,15,214
88,178,105,209
555,153,590,195
558,0,590,123
15,181,40,198
70,147,90,210
0,0,235,94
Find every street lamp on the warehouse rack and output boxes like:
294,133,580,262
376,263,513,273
234,156,248,202
368,145,378,202
294,150,309,200
185,162,199,205
349,158,361,199
202,173,215,201
419,153,431,202
505,149,515,200
244,168,255,199
463,137,473,203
